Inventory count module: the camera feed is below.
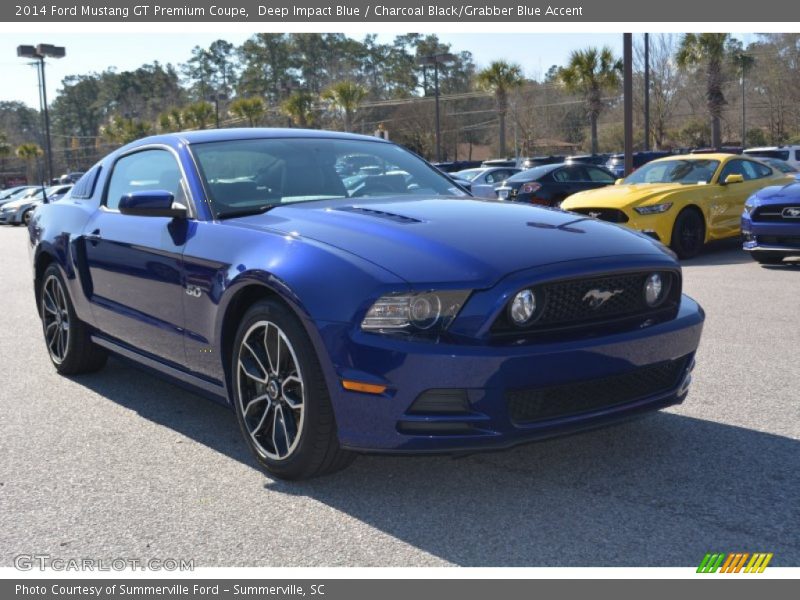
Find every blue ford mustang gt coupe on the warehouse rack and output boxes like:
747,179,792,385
742,179,800,264
29,129,705,479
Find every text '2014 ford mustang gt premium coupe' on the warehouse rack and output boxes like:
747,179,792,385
29,129,705,479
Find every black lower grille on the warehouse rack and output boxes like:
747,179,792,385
507,355,690,425
570,207,629,223
758,235,800,246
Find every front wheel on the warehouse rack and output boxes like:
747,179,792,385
40,264,108,374
670,209,706,259
231,299,354,479
22,208,34,226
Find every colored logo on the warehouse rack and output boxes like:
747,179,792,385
782,206,800,218
697,552,773,573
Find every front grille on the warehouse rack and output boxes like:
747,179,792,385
757,235,800,246
491,271,680,337
507,355,690,425
752,205,800,222
569,207,629,223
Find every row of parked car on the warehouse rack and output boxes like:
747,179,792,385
0,184,74,225
447,149,800,262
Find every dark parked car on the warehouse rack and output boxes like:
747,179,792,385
432,160,482,173
518,155,565,170
565,154,612,166
494,163,617,206
605,151,672,178
29,128,704,480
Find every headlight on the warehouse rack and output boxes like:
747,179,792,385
361,290,471,333
634,202,673,215
509,289,537,325
744,203,757,215
643,273,670,307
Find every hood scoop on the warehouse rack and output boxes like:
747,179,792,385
336,205,422,224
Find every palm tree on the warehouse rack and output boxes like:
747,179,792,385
182,101,216,130
475,61,525,156
675,34,731,149
322,81,368,132
16,143,44,184
281,91,317,128
101,117,151,145
228,97,266,127
558,47,622,155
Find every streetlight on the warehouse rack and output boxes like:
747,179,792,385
418,53,455,162
17,43,65,184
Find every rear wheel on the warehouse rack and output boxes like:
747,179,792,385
231,299,354,479
670,209,706,259
40,264,108,374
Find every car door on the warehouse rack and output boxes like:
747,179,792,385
711,159,771,239
82,147,192,365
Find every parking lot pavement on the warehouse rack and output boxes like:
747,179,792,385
0,226,797,567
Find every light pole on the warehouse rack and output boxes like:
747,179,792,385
208,92,228,129
17,44,65,184
418,53,455,162
644,33,650,151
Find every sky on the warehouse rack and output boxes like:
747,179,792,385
0,32,626,109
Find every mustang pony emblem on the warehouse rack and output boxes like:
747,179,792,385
582,288,624,309
782,207,800,218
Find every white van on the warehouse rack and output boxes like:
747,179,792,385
743,145,800,169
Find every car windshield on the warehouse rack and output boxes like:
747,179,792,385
624,159,720,185
192,137,464,218
763,158,797,173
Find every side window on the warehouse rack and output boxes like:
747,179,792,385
105,149,186,210
71,165,102,199
795,150,800,161
719,159,749,182
554,166,586,182
586,167,615,183
749,161,772,179
485,170,509,183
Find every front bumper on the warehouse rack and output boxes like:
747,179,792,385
321,294,704,453
741,213,800,255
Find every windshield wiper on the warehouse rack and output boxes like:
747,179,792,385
215,204,279,220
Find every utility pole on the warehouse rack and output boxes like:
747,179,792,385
644,33,650,151
623,34,634,176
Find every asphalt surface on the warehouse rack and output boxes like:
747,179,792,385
0,226,797,567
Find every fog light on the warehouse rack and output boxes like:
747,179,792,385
510,289,537,325
644,273,664,306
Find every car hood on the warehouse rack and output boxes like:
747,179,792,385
749,181,800,204
230,196,668,285
1,197,36,210
562,183,697,209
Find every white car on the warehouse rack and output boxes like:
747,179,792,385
744,146,800,170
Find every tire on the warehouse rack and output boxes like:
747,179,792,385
231,299,354,480
753,253,785,265
670,208,706,259
22,209,33,226
40,264,108,375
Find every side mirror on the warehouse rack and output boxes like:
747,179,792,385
722,174,745,185
118,190,187,218
615,178,624,185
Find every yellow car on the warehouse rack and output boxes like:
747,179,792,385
561,153,795,258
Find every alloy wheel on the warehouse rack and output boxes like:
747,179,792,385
42,274,70,364
236,320,305,461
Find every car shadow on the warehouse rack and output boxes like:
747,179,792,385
74,358,798,567
681,238,753,266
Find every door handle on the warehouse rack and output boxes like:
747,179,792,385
85,229,102,244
